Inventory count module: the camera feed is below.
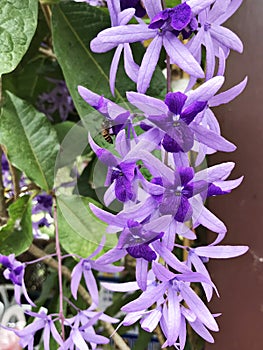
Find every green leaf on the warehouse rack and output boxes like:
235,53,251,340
0,196,32,255
56,194,117,257
2,8,63,105
166,0,181,7
0,0,38,75
52,2,165,130
0,91,60,192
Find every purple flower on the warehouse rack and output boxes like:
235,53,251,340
32,217,51,239
157,167,208,222
15,310,63,350
78,85,131,136
124,263,218,344
127,76,236,154
1,153,11,188
123,220,164,261
88,128,161,205
0,254,35,306
88,133,137,203
70,238,123,308
90,203,171,289
187,0,243,81
104,264,218,347
185,244,248,301
36,79,75,121
93,0,216,92
32,193,53,216
90,0,140,95
61,310,117,350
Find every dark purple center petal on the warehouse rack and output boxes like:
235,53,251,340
178,167,194,186
37,217,50,228
127,219,140,228
162,134,183,153
165,92,187,115
149,8,170,29
151,177,163,187
127,244,157,261
171,3,192,31
180,101,207,125
164,121,194,153
0,255,12,268
174,196,192,222
207,184,230,197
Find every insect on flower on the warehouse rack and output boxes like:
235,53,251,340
101,120,113,144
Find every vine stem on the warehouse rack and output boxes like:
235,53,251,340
27,243,131,350
40,2,52,31
53,199,65,341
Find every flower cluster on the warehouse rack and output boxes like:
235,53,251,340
76,0,248,347
0,0,247,349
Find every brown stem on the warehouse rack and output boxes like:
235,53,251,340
166,54,172,93
53,201,65,340
8,162,20,200
40,2,52,31
27,243,131,350
39,47,56,60
154,324,168,350
161,0,167,9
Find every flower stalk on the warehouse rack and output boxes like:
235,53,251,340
53,198,65,340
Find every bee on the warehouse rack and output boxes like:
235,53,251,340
101,120,113,144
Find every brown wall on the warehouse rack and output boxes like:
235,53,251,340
206,1,263,349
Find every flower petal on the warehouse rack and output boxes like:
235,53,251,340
137,35,163,93
98,24,156,43
179,282,219,331
144,0,163,19
210,25,243,53
123,43,140,83
165,92,187,115
209,77,248,107
110,44,123,96
121,282,167,312
163,32,204,78
191,122,236,152
195,245,249,258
